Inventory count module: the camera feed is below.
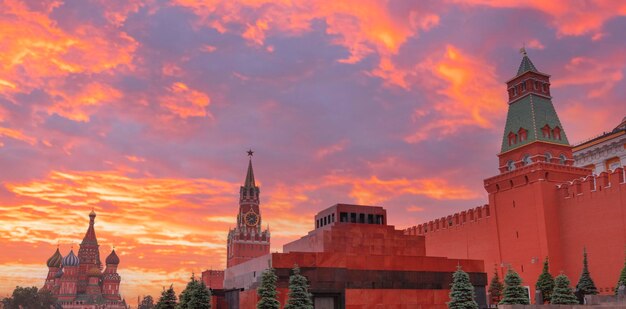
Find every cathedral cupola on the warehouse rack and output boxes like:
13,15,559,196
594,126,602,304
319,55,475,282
106,249,120,265
46,248,63,268
62,249,80,266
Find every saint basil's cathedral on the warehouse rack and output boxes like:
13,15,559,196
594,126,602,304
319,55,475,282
42,211,127,308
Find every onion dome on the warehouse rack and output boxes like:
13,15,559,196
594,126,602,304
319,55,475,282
46,248,63,268
55,267,64,278
62,249,79,267
105,249,120,265
87,266,101,277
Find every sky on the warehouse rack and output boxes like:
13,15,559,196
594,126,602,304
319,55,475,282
0,0,625,305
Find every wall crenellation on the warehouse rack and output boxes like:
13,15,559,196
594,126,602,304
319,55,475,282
404,204,490,236
557,167,625,198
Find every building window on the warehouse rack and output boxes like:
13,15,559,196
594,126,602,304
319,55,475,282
340,212,347,222
367,214,374,224
521,82,526,91
545,152,552,163
553,126,562,140
559,154,567,165
507,160,515,171
518,128,527,142
350,213,357,223
359,213,365,223
606,157,621,171
534,81,539,90
523,154,532,166
331,213,335,222
541,124,551,138
508,132,517,146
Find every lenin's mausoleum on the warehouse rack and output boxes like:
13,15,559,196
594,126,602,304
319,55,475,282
201,52,626,309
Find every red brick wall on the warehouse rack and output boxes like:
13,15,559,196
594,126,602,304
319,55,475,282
406,166,626,302
345,289,449,309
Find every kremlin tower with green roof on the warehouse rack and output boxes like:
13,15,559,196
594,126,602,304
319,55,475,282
498,49,573,173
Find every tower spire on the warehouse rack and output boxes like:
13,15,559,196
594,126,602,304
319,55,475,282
82,210,98,245
517,47,538,76
244,149,255,188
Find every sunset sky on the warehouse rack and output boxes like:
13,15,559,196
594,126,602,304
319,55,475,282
1,0,625,305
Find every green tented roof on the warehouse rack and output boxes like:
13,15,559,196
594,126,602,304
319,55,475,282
500,94,569,153
517,55,538,76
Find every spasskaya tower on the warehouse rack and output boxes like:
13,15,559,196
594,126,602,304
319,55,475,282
226,150,270,268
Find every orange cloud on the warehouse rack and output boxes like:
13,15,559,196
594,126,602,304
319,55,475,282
324,174,479,205
315,139,349,159
172,0,440,88
0,0,136,103
406,45,506,143
160,82,212,119
46,82,124,122
552,55,625,98
456,0,626,36
0,127,37,145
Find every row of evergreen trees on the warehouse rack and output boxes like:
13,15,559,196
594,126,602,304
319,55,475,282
449,266,582,309
485,248,626,306
257,265,313,309
146,265,313,309
138,273,212,309
450,248,626,308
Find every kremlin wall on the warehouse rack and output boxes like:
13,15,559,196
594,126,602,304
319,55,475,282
404,53,626,303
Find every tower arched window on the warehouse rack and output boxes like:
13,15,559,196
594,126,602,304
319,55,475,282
553,126,562,140
507,160,515,171
508,132,517,146
518,128,528,142
523,154,532,166
541,124,551,138
559,154,567,165
545,152,552,163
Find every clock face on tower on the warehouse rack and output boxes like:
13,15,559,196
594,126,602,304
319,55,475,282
244,211,259,226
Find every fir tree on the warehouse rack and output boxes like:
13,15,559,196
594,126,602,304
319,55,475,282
178,274,211,309
615,255,626,295
139,295,155,309
448,266,479,309
488,266,504,305
284,265,313,309
156,285,178,309
535,257,555,303
576,248,598,296
499,269,529,305
257,268,280,309
551,274,579,304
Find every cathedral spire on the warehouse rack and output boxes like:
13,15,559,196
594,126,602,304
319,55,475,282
81,210,98,245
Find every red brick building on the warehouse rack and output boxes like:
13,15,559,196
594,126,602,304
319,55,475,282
405,51,626,303
42,211,127,308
